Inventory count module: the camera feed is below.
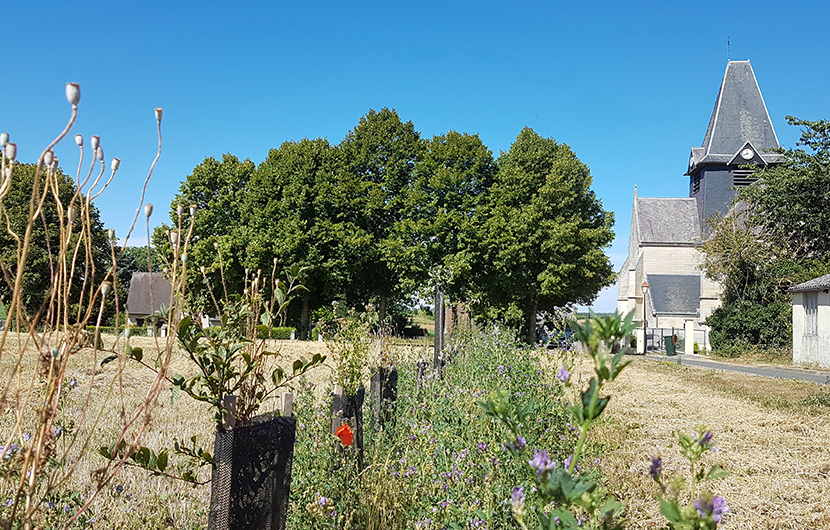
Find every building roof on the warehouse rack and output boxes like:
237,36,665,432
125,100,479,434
647,274,700,316
689,60,780,173
126,272,173,317
636,198,701,245
788,273,830,293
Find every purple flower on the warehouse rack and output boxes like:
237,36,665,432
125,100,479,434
694,494,729,522
510,486,525,507
649,456,662,481
556,364,570,383
696,431,714,447
563,454,574,470
528,449,556,478
477,442,488,453
318,496,328,506
506,436,526,453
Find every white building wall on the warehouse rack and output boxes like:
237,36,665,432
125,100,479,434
793,291,830,368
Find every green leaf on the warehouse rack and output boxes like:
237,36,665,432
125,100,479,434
156,450,168,472
101,355,117,367
659,498,682,523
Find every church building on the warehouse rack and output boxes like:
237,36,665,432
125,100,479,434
616,60,780,347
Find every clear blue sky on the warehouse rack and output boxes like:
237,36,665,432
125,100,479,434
4,1,829,311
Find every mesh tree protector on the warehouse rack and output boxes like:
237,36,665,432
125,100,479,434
209,413,296,530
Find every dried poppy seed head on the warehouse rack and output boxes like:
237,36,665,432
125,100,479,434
0,132,8,147
101,282,112,297
96,146,104,161
107,228,115,240
90,136,100,150
50,157,59,172
200,266,206,274
74,134,83,146
4,143,16,160
44,150,54,167
68,206,76,224
144,204,153,218
189,204,197,216
66,83,81,106
176,204,184,217
155,108,163,123
213,241,219,249
181,253,187,263
111,158,120,171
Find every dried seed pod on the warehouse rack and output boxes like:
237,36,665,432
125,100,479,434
101,282,112,297
0,132,8,147
44,150,54,167
111,158,120,171
96,146,104,161
155,108,163,123
200,265,206,274
144,203,153,218
181,253,187,263
51,157,59,172
107,228,116,240
74,134,83,146
68,206,76,224
189,204,197,216
169,230,180,246
66,82,81,106
177,204,184,217
90,136,100,150
4,142,16,160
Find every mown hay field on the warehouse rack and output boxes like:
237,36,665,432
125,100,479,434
587,356,830,530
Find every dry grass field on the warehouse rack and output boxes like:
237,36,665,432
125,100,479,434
586,356,830,530
4,332,830,529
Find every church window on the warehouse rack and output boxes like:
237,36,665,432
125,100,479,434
692,174,701,194
805,292,818,336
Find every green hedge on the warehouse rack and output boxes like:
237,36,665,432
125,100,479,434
85,325,149,336
256,327,296,340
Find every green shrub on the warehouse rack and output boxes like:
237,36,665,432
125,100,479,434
706,300,791,350
255,326,296,339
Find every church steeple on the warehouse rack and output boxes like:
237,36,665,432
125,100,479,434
687,60,780,225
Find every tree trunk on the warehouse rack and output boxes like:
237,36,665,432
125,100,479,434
301,299,309,340
378,297,387,324
522,297,537,344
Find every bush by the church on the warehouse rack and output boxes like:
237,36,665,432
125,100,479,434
706,300,791,352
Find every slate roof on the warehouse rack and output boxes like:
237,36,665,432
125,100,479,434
647,274,700,315
788,273,830,293
636,198,701,245
126,272,173,316
689,61,780,172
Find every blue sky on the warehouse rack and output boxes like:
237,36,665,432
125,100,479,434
4,1,829,311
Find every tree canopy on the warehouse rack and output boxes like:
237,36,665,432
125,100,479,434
164,113,616,339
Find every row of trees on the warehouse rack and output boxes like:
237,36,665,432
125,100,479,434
160,109,616,340
702,117,830,349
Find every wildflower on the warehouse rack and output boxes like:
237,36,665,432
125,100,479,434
694,494,729,522
528,449,556,478
318,496,328,506
22,433,31,442
556,364,570,383
563,453,574,470
477,442,487,453
335,423,353,447
66,82,81,105
649,456,662,481
115,485,124,493
510,486,525,507
697,431,714,447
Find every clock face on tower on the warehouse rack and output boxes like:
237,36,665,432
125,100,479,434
741,147,754,160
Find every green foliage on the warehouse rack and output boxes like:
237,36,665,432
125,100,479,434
706,300,792,350
482,311,636,529
0,163,111,318
256,326,296,339
290,325,575,529
470,128,616,342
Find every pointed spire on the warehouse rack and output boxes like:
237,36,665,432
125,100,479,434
700,60,779,158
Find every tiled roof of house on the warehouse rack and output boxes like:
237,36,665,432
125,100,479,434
788,273,830,293
125,272,173,317
647,274,701,316
636,198,701,245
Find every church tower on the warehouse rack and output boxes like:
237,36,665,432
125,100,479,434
686,60,780,227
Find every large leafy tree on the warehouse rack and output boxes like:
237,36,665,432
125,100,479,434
702,117,830,349
339,108,425,320
164,154,256,312
471,128,615,343
389,131,496,300
0,163,111,323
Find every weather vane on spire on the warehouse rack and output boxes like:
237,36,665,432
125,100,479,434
727,36,731,62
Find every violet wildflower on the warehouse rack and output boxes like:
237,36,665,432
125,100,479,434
556,364,570,383
694,494,729,522
528,449,556,478
649,456,662,481
510,486,525,507
318,496,328,506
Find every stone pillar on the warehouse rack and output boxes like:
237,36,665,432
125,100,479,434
684,320,695,355
636,329,645,354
